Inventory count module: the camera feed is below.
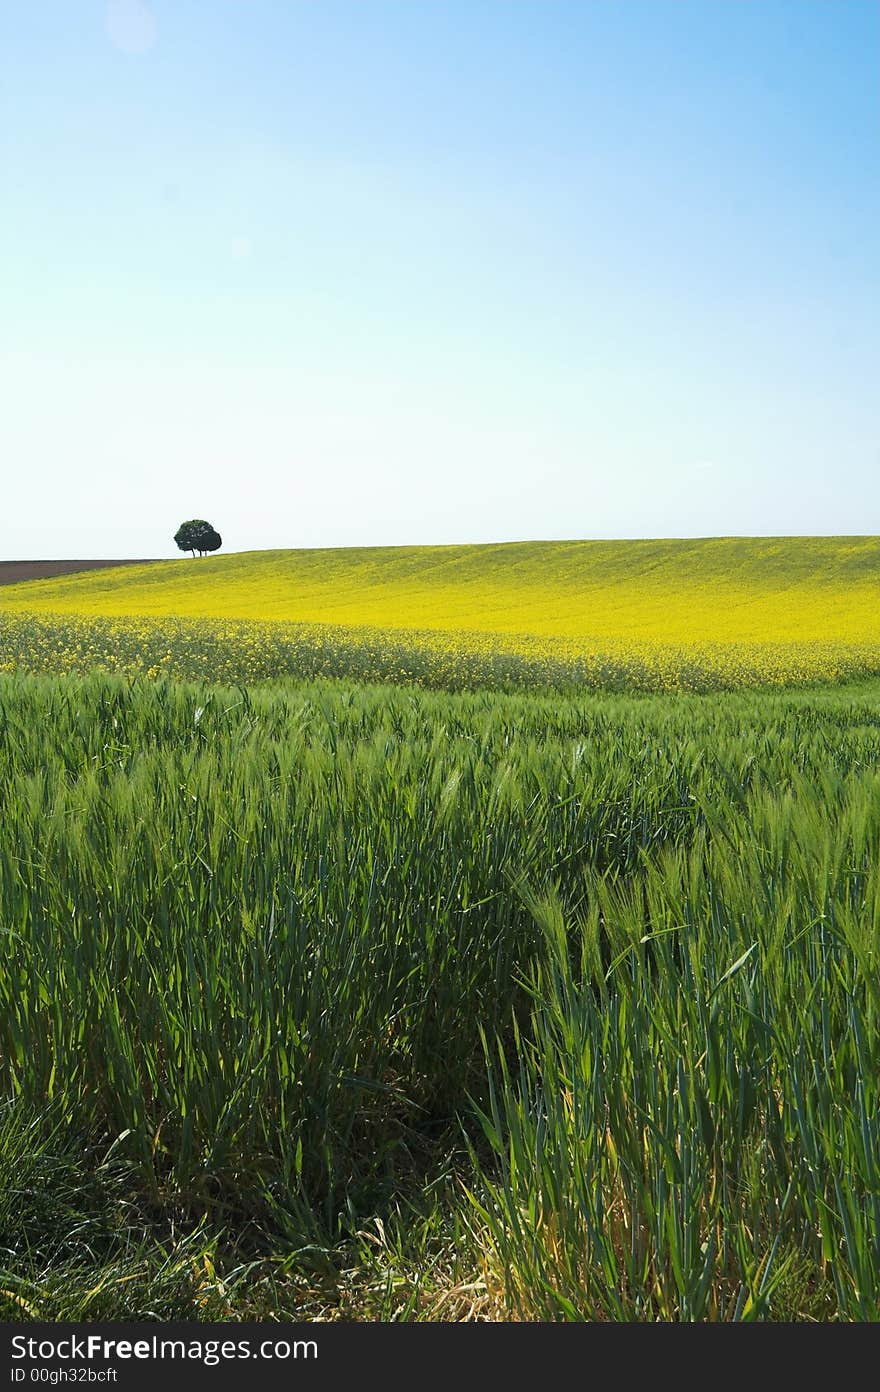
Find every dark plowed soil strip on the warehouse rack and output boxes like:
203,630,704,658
0,559,159,586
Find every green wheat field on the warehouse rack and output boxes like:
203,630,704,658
2,542,880,1320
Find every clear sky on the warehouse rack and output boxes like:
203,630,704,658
2,0,877,558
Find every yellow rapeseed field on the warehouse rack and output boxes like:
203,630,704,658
3,537,880,689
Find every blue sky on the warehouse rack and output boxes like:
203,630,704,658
2,0,877,557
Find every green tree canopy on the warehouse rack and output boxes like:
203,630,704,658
174,520,222,557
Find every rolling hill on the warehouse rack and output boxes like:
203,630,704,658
3,537,880,646
0,559,157,585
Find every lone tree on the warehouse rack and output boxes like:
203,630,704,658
174,519,222,557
